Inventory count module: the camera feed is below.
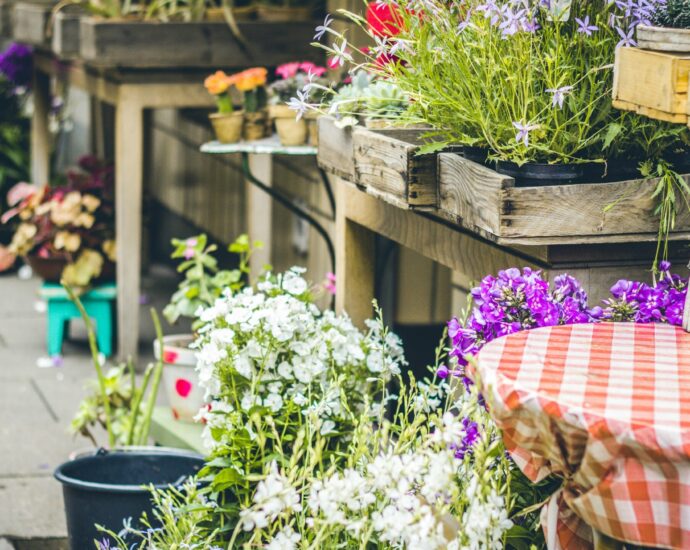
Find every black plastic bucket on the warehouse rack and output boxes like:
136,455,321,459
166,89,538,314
54,448,204,550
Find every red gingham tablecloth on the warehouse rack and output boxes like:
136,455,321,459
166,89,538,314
472,322,690,549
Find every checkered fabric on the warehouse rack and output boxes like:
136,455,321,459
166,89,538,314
472,322,690,549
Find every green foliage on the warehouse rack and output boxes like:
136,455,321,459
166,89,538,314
66,285,164,448
652,0,690,28
163,233,261,329
0,81,29,223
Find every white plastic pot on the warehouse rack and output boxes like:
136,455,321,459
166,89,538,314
153,335,206,423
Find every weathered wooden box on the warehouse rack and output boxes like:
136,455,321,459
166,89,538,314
79,18,321,68
51,8,82,59
637,24,690,52
12,0,53,47
437,153,690,245
317,117,440,208
613,46,690,124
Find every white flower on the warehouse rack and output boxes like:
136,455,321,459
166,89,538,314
266,526,301,550
240,462,302,531
264,393,284,413
282,271,308,295
320,420,336,435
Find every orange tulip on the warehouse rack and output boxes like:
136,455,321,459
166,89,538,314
204,70,232,95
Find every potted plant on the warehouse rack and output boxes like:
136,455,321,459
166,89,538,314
159,233,259,422
0,155,116,288
268,60,327,145
236,66,269,141
637,0,690,51
55,289,205,550
205,69,244,144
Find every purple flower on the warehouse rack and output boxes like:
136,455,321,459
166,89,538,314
451,417,480,459
512,121,539,147
615,25,637,47
575,15,599,36
546,85,573,109
436,364,449,379
0,42,33,90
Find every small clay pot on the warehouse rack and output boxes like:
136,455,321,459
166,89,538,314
256,4,312,22
269,104,308,146
210,111,244,143
243,110,269,141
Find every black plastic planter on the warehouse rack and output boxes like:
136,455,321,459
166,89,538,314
54,447,204,550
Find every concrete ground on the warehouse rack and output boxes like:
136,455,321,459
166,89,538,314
0,267,180,549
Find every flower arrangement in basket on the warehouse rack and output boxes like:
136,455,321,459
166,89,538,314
297,0,690,266
268,61,328,145
205,67,269,144
0,156,115,288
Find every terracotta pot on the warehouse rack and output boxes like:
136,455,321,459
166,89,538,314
304,111,319,146
210,111,244,143
256,4,312,21
243,110,269,141
153,334,206,423
26,255,115,283
269,104,308,146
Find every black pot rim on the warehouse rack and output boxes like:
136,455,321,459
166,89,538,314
54,448,204,494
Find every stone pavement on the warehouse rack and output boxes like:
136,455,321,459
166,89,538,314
0,268,178,549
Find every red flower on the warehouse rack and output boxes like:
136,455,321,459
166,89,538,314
366,2,404,37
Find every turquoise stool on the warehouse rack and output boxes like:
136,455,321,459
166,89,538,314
40,283,116,357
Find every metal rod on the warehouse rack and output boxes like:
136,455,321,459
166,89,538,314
241,152,336,276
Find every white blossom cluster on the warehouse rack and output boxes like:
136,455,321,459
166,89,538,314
457,474,514,550
194,267,406,451
239,461,302,532
307,447,460,549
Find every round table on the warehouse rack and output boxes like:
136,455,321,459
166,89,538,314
472,322,690,549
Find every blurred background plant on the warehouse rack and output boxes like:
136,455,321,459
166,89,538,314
651,0,690,28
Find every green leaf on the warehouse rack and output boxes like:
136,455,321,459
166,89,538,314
415,141,448,156
602,123,623,150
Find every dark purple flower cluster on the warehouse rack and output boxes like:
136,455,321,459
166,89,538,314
601,261,688,325
452,417,480,460
448,267,595,369
0,42,32,90
447,263,688,377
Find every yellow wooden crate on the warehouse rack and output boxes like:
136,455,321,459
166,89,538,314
612,47,690,124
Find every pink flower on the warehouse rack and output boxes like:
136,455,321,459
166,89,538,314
299,61,327,77
276,62,301,80
7,181,38,206
183,238,197,260
324,272,336,295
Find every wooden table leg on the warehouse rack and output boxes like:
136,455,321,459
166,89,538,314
31,66,51,185
245,153,273,283
335,179,375,328
114,94,143,361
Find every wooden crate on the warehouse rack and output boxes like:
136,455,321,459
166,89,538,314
51,9,82,59
437,153,690,245
637,24,690,53
79,18,321,69
12,0,53,47
317,118,440,208
612,46,690,123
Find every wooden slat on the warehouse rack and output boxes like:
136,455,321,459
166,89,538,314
12,1,52,46
317,117,357,181
353,128,438,207
438,153,514,236
637,25,690,53
499,175,690,239
51,10,82,59
79,18,321,69
612,47,690,116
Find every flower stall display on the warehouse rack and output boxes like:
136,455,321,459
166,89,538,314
268,61,328,145
0,156,115,288
302,0,690,264
159,233,258,422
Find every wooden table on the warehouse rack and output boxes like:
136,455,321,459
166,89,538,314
31,51,215,360
333,178,690,328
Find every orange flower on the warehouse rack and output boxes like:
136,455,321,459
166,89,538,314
204,70,232,95
234,67,268,92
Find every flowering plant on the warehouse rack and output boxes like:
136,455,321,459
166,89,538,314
235,67,269,113
204,70,236,114
0,156,115,288
652,0,690,28
163,233,260,330
0,42,32,94
448,262,688,380
268,61,328,104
